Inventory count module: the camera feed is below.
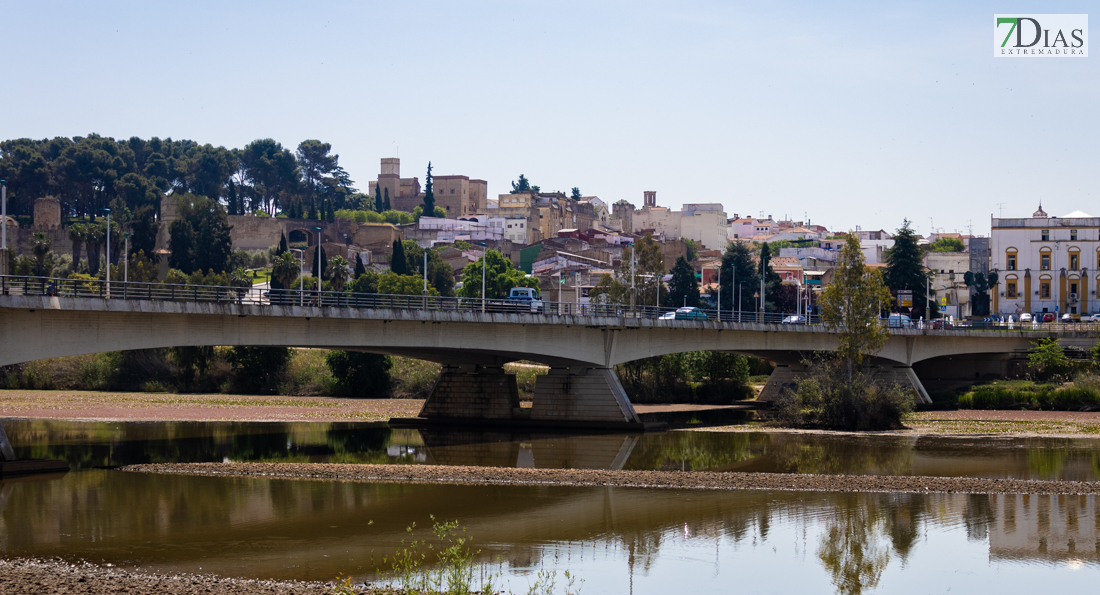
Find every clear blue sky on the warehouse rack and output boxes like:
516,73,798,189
2,1,1096,236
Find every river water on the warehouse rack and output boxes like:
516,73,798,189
3,419,1100,593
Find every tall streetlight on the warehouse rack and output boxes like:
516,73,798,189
1,180,7,263
291,248,305,306
123,232,131,286
312,226,322,303
101,208,111,298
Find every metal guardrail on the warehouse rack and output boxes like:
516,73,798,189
1,274,1097,333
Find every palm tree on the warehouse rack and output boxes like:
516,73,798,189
30,232,52,276
85,224,105,277
68,223,87,266
326,256,350,292
271,251,300,304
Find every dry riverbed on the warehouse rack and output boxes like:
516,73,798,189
0,389,423,422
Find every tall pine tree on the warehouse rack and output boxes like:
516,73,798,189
668,256,700,308
883,220,929,318
354,253,366,278
311,245,328,281
374,184,383,213
383,188,391,211
389,240,407,275
719,242,759,314
422,162,435,217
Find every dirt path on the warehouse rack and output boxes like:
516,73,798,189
123,461,1100,496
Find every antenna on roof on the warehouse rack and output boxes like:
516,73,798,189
996,203,1006,218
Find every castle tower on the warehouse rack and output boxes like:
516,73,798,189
643,191,656,208
381,158,400,177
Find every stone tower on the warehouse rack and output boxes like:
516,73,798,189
381,158,400,177
643,191,656,208
612,200,635,234
33,197,61,230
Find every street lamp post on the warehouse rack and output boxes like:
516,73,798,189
1,180,7,280
292,248,305,306
123,233,131,287
1,180,6,257
312,227,322,303
101,208,111,298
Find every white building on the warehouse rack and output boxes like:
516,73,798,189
991,205,1100,318
631,196,729,250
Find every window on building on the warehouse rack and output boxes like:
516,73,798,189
1071,282,1079,297
1042,229,1050,241
1070,254,1079,270
1007,253,1017,270
1006,281,1017,298
1041,254,1051,270
1040,281,1051,299
1071,229,1078,241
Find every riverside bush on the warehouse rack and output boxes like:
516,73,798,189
958,383,1100,411
775,359,914,431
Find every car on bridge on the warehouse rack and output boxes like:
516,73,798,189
506,287,544,313
887,313,913,328
673,307,708,320
1041,313,1056,323
781,315,806,324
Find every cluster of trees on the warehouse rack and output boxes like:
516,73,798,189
0,135,372,224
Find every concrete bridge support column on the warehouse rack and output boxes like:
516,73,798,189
418,365,521,420
756,363,933,404
0,422,16,462
757,363,808,402
530,367,641,425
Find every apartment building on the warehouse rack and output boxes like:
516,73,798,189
991,204,1099,317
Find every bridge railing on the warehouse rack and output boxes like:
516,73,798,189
1,274,1097,332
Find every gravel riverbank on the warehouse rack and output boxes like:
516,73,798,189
0,558,334,595
123,461,1100,496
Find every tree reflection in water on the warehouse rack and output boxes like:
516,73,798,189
817,495,892,595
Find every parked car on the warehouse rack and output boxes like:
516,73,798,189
1041,313,1056,323
674,307,708,320
1019,313,1033,323
1061,313,1078,322
930,319,953,330
1085,314,1100,322
886,313,913,328
781,315,806,324
658,310,677,320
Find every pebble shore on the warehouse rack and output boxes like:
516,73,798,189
123,461,1100,496
0,558,334,595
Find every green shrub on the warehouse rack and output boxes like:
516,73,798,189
326,350,392,398
775,359,914,430
225,346,291,394
959,382,1100,410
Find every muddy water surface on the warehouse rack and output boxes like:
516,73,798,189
3,419,1100,593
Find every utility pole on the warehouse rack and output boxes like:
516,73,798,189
123,233,130,285
102,208,111,298
630,244,635,307
1,180,6,278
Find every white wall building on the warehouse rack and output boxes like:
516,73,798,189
991,205,1100,318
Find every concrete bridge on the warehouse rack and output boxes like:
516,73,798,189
2,289,1098,438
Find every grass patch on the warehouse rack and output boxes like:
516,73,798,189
391,357,442,399
953,375,1100,411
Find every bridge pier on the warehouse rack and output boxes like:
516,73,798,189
418,365,521,420
406,365,648,430
756,363,933,405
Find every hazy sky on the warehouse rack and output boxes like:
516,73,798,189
3,1,1096,236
